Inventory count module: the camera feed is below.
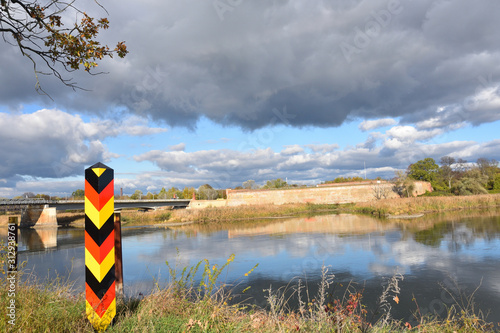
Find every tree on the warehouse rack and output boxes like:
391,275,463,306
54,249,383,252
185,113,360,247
72,189,84,198
476,158,497,174
198,184,218,200
22,192,35,198
158,187,168,199
407,158,440,183
372,182,391,200
455,158,469,174
439,156,456,190
453,169,488,195
324,176,364,184
130,190,142,200
263,178,288,189
216,189,227,199
476,158,498,189
166,187,182,199
242,180,258,190
493,173,500,191
0,0,128,92
35,193,50,200
393,170,415,198
182,187,195,200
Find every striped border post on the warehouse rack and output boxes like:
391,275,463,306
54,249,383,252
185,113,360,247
85,162,115,331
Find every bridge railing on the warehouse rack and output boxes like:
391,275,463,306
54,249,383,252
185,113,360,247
0,198,191,207
0,199,57,205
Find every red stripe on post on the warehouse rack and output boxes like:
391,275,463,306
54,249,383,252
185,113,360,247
85,179,114,210
85,230,115,264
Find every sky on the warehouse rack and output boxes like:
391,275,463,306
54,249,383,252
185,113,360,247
1,0,500,198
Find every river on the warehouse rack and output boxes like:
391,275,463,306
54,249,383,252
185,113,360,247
4,210,500,325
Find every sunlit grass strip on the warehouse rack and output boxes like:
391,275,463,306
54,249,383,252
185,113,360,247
353,193,500,216
120,203,341,225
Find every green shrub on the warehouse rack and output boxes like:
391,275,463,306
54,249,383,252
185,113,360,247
419,190,454,197
155,212,172,222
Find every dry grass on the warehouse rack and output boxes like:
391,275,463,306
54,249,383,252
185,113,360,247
354,193,500,216
109,203,340,226
169,203,327,223
57,211,85,226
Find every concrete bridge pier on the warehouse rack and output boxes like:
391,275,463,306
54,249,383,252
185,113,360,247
20,205,58,228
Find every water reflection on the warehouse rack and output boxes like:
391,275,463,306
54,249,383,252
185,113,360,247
5,211,500,324
0,227,59,251
19,228,58,251
227,214,398,237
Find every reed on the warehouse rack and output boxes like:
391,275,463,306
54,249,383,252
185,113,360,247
353,193,500,216
117,203,340,225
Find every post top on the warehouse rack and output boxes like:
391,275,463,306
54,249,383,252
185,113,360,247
88,162,111,170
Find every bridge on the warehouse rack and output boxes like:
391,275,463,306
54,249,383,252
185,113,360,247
0,198,191,210
0,198,191,228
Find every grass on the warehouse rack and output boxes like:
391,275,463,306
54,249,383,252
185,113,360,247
0,270,89,332
105,203,341,227
170,203,340,223
351,193,500,217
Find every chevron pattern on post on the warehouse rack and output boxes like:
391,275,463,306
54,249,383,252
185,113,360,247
85,162,115,331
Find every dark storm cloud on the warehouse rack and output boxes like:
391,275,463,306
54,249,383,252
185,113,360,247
1,0,500,130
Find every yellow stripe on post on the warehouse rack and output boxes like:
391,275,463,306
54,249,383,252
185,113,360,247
85,248,115,283
86,299,117,332
85,196,115,229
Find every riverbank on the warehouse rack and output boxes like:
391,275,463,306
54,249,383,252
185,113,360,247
1,193,499,227
353,193,500,217
122,193,500,225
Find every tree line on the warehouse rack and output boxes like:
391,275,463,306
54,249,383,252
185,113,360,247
395,156,500,197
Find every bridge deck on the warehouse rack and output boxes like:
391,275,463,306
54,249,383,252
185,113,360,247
0,199,191,210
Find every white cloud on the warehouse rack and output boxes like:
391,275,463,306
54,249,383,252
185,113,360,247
304,144,339,153
6,131,497,196
130,136,500,191
169,143,186,151
119,116,167,136
0,109,166,180
0,109,109,179
386,125,443,143
359,118,397,131
281,145,304,155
